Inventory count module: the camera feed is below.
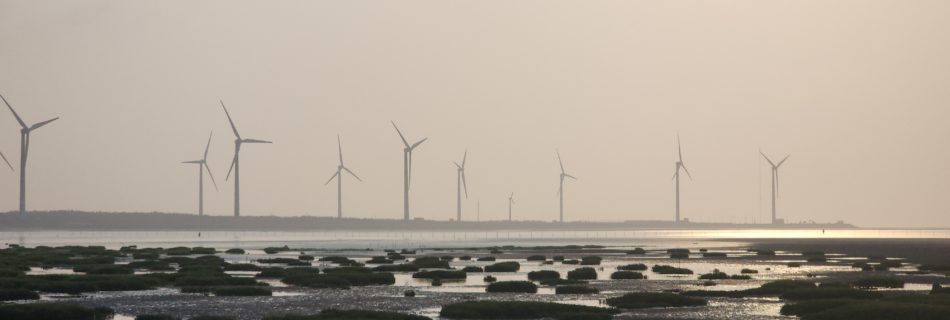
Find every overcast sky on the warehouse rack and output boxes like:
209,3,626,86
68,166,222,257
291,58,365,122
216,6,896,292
0,0,948,227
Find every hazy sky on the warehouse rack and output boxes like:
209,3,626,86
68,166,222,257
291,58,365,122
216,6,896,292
0,0,948,227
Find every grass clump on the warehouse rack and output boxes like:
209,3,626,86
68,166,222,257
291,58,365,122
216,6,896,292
740,268,758,274
223,263,262,272
611,271,645,280
212,286,273,296
567,267,598,280
780,287,883,301
409,257,450,269
440,301,618,320
527,270,560,281
540,278,588,286
412,270,466,280
698,269,748,280
580,256,602,265
651,265,693,275
224,248,245,254
606,292,707,309
483,275,497,283
476,257,496,262
461,266,483,273
0,288,40,301
626,248,646,255
264,309,432,320
367,256,394,264
526,255,546,261
851,276,904,289
259,258,311,266
136,315,179,320
617,263,647,271
486,281,538,293
0,303,114,320
485,262,520,272
555,285,600,295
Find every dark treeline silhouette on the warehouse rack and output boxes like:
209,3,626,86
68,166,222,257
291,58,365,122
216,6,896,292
0,211,854,232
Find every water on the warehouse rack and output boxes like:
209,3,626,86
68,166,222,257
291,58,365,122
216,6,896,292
2,229,947,249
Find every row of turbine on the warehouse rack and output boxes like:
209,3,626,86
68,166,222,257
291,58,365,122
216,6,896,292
1,94,790,223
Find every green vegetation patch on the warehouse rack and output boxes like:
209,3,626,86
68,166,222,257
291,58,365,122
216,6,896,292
484,262,520,272
412,270,466,280
611,271,645,280
264,309,432,320
486,281,538,293
0,303,114,320
567,267,598,280
440,301,618,320
651,265,693,275
527,270,560,281
606,292,707,309
617,263,647,271
555,285,600,295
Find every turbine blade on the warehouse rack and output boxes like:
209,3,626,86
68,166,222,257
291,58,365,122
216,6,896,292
453,161,461,169
29,117,59,131
337,135,344,165
411,138,427,149
182,160,202,164
324,170,340,185
205,162,219,191
677,135,683,162
777,154,791,168
556,150,564,173
0,151,14,171
343,167,362,182
672,168,678,181
1,94,27,129
391,121,410,147
760,151,776,167
682,165,693,180
220,100,241,139
225,152,238,181
461,149,467,168
564,174,577,180
461,171,468,198
203,131,213,160
242,138,272,144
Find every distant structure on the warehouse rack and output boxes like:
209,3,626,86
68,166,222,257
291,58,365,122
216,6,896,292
2,94,59,215
507,193,515,221
221,101,272,217
454,150,468,221
672,135,693,223
556,150,577,223
325,135,362,218
182,131,218,216
391,122,427,221
760,151,791,224
0,150,12,172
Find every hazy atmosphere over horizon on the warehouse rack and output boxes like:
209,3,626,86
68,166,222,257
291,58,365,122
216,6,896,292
0,0,948,228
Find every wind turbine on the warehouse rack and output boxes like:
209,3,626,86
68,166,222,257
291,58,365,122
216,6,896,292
391,121,427,221
182,131,218,216
2,94,59,215
0,150,12,172
221,101,272,217
760,151,790,224
454,150,468,222
672,135,693,223
325,135,362,218
556,151,577,223
508,193,515,222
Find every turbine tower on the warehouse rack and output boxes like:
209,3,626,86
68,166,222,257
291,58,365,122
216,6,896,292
325,135,362,218
0,150,12,172
760,151,790,224
508,193,515,222
221,101,272,217
2,94,59,215
391,122,427,221
182,131,218,216
556,151,577,223
672,135,693,223
454,150,468,221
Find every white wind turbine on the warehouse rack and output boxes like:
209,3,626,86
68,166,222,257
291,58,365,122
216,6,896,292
672,135,693,223
325,135,362,218
454,150,468,222
556,151,577,223
221,101,272,217
392,122,427,221
182,132,218,216
760,151,790,224
508,193,515,222
2,94,59,215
